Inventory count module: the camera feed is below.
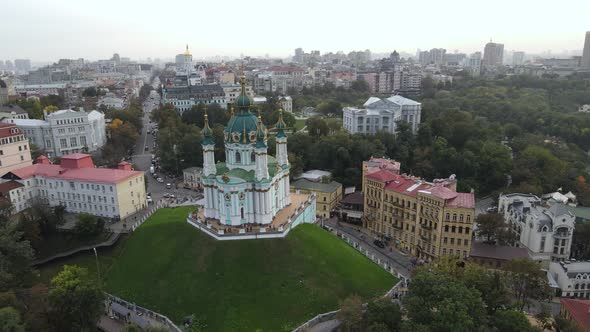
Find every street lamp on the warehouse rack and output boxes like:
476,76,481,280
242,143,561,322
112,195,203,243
93,247,101,290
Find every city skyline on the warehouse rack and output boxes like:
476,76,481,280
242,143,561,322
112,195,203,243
3,0,589,62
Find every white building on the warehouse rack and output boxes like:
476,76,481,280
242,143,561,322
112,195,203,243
342,95,421,135
221,83,254,106
3,109,106,158
0,180,26,213
279,96,293,113
549,261,590,299
183,167,202,190
499,193,575,262
98,93,126,110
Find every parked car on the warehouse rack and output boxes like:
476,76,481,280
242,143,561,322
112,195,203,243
486,206,498,213
166,183,172,189
373,240,386,248
157,177,164,183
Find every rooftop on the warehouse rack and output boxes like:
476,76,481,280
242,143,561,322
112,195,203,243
0,105,27,114
470,242,530,260
560,298,590,330
0,180,24,194
291,178,342,193
2,153,143,184
341,191,364,205
297,170,332,182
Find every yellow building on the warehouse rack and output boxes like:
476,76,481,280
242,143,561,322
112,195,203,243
2,153,146,219
291,178,342,219
364,168,475,261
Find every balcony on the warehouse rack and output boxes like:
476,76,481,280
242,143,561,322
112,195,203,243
554,232,572,240
420,223,432,230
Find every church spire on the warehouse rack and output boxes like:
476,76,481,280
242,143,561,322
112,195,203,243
202,109,214,145
274,108,287,138
235,75,251,114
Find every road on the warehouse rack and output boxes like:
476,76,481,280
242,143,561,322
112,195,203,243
131,78,200,203
324,218,413,278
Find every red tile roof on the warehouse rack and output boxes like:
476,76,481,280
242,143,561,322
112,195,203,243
0,180,24,193
366,169,399,182
0,123,21,138
384,176,430,197
447,192,475,209
4,153,143,184
560,298,590,330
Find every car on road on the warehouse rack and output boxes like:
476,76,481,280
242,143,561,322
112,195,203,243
157,177,164,183
147,197,153,204
163,193,170,198
169,194,176,199
486,206,498,213
166,183,172,189
373,240,386,248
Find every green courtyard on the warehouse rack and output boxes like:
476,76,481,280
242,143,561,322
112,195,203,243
39,206,396,332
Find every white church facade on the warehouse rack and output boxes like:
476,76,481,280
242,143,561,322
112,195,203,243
201,76,292,226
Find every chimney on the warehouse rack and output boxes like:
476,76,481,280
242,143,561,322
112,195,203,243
36,155,51,165
117,162,132,171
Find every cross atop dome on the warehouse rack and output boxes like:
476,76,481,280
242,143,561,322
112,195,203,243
184,44,192,56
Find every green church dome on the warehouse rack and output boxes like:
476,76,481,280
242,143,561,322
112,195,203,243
224,74,264,145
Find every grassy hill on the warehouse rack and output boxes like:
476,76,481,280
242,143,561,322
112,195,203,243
39,206,396,332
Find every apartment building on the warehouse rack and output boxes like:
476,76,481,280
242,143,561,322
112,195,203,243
0,123,33,176
1,153,146,219
3,109,106,158
363,167,475,261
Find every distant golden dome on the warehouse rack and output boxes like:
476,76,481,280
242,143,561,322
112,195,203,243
183,44,192,56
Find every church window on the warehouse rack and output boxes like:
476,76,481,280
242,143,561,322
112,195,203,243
251,152,255,163
241,207,244,219
235,151,241,163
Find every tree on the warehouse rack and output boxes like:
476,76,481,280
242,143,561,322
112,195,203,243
0,222,35,291
403,258,488,332
47,265,104,332
336,295,364,332
350,80,369,93
74,213,105,237
554,316,582,332
43,105,58,114
476,213,511,244
0,307,25,332
305,117,329,137
364,298,401,331
492,309,536,332
504,258,552,310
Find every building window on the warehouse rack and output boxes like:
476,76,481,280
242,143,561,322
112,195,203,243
235,151,241,163
60,138,67,148
80,136,87,146
70,137,77,147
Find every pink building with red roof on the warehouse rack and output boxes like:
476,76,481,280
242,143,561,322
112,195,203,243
363,159,475,261
1,153,146,219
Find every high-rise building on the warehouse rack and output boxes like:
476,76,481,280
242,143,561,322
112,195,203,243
513,51,525,66
582,31,590,69
430,48,446,65
483,42,504,67
14,59,31,74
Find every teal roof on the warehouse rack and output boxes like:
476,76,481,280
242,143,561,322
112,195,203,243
565,204,590,222
274,109,287,138
212,156,284,182
224,113,259,144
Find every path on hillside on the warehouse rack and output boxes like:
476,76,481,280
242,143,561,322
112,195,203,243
32,232,121,266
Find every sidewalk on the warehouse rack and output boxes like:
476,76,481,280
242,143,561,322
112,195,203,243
33,232,121,266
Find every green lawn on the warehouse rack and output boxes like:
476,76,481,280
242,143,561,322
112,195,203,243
38,207,396,332
294,118,306,130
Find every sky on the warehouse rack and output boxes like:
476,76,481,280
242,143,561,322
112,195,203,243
2,0,589,62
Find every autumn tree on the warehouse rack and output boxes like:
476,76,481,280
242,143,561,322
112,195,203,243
47,265,104,332
337,295,364,332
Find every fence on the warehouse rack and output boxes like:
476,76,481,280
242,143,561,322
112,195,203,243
104,292,182,332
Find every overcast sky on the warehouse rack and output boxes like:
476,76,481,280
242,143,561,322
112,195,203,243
2,0,589,62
